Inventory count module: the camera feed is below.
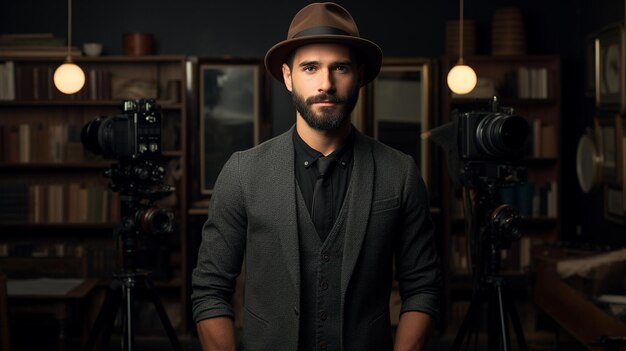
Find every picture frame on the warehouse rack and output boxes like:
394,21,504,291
619,114,626,216
585,33,596,97
199,59,264,194
363,58,431,187
604,184,624,224
596,114,621,185
595,24,625,111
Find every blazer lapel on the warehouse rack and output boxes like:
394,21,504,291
269,126,301,293
341,132,374,297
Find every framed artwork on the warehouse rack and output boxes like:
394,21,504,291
604,184,624,223
199,60,263,194
596,115,620,184
364,58,431,187
595,24,625,111
585,33,596,97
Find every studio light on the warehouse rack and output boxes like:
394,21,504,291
447,0,477,95
53,0,85,94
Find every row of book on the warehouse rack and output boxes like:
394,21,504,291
0,242,118,278
0,242,176,280
0,123,89,163
529,119,557,159
0,183,119,224
451,181,558,219
0,63,113,101
449,234,542,275
499,181,558,218
501,66,551,99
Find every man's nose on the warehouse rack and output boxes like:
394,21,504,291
318,69,336,93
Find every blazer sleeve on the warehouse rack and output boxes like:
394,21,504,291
191,152,247,323
394,157,442,322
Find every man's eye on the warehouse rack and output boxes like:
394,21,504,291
334,65,349,72
303,65,316,72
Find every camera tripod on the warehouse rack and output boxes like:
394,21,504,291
84,188,182,351
84,268,182,351
450,185,528,351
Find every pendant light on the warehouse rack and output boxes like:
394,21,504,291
447,0,477,95
53,0,85,95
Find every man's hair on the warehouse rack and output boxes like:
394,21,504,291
286,45,364,71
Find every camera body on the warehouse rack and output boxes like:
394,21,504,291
458,107,529,161
81,99,162,160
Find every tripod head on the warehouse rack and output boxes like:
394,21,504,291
108,159,175,273
468,178,523,280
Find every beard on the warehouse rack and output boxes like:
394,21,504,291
292,84,359,131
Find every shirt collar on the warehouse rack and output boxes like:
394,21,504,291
293,127,355,170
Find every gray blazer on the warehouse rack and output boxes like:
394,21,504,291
191,126,441,351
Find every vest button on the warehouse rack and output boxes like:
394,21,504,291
319,310,328,321
319,280,328,290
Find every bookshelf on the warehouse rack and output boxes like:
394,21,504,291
440,55,561,337
0,55,190,332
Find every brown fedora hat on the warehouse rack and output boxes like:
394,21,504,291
264,2,382,86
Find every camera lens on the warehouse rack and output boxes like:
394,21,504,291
137,207,174,235
81,115,132,158
476,113,529,158
490,204,522,243
81,116,105,155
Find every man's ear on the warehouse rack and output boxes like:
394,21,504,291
282,63,293,92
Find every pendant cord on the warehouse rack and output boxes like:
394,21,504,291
67,0,72,59
459,0,464,63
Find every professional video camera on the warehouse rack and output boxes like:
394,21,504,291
82,99,162,161
81,99,182,351
427,97,531,350
457,99,529,188
81,98,174,237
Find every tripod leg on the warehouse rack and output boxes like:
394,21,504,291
144,278,183,351
493,281,510,351
501,286,528,351
451,292,484,351
85,279,123,351
122,277,136,351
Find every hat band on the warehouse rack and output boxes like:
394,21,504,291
292,26,352,39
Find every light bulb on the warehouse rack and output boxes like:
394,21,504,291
447,64,477,95
54,62,85,94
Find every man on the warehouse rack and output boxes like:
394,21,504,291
192,3,441,351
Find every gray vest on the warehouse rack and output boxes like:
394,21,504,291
296,186,349,351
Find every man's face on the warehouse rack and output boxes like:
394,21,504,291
282,43,362,131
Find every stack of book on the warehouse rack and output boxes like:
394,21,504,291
0,33,81,57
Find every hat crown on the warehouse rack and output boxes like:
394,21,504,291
287,2,360,40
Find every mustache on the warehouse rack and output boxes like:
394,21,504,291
306,93,343,104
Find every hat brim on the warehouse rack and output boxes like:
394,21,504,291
264,35,382,87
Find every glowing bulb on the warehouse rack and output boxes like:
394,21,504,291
53,62,85,94
447,64,477,95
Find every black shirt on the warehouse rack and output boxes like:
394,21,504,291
293,129,354,223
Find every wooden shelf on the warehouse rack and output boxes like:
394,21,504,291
0,222,116,231
0,55,191,331
0,161,113,170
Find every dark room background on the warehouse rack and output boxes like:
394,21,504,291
2,0,625,247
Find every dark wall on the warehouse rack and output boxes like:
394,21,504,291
2,0,625,246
